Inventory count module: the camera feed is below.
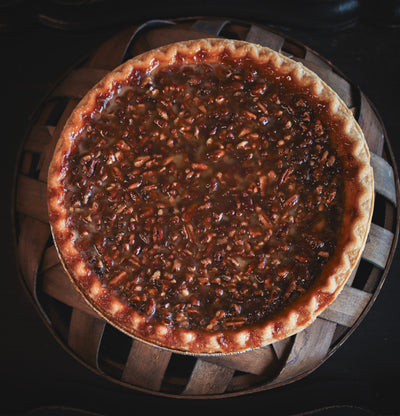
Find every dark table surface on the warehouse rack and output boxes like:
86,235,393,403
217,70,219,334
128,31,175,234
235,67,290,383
1,3,400,416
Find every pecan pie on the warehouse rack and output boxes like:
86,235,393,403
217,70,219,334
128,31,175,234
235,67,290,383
48,39,374,354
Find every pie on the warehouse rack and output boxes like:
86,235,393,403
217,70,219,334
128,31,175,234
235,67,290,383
47,38,374,354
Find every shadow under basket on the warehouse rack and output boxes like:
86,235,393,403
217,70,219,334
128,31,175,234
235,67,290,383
13,17,400,398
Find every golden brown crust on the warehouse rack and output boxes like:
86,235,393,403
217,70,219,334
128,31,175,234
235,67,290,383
47,38,374,355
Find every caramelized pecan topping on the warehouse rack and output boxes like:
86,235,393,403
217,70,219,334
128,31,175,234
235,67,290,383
64,55,345,332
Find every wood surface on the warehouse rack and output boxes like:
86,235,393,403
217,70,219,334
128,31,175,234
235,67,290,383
370,152,397,205
122,341,172,391
362,223,394,269
68,309,106,368
183,360,235,395
201,345,276,375
269,319,337,386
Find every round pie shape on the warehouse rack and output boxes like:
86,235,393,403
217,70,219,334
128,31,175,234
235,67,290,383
47,38,374,355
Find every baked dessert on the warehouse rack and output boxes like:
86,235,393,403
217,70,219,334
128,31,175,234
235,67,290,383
47,38,374,354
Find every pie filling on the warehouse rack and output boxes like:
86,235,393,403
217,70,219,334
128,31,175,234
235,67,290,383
62,53,355,333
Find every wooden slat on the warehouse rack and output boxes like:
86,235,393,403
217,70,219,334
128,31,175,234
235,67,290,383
143,28,209,51
358,92,384,155
298,59,353,108
20,152,33,176
120,20,177,63
269,319,336,386
122,340,172,391
362,223,394,269
278,39,305,59
346,258,361,286
18,217,51,296
88,26,138,70
41,264,97,318
68,308,105,368
320,286,372,327
384,194,396,231
272,337,293,361
304,49,332,70
39,99,79,182
227,373,267,392
190,19,230,36
201,345,276,376
16,175,48,223
363,266,384,294
370,152,397,205
183,359,235,395
24,125,54,154
40,245,61,272
245,25,284,52
51,68,109,99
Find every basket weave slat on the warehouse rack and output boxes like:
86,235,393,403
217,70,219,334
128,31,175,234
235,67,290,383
364,268,384,294
140,28,206,52
362,223,394,269
190,19,231,36
345,258,360,286
320,286,372,327
182,360,235,395
227,373,267,392
87,27,138,70
41,265,96,317
40,245,60,273
13,18,398,398
38,99,79,182
370,153,397,205
24,125,54,154
358,92,385,155
269,319,337,387
68,308,106,369
122,341,172,391
245,24,285,51
16,176,48,223
18,216,51,296
51,68,109,99
298,59,354,108
271,337,293,361
201,345,276,376
304,48,332,70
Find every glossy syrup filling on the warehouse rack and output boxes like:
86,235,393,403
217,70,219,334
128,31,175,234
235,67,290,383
63,54,346,332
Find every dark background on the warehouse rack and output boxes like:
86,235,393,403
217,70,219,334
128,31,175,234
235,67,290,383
1,1,399,415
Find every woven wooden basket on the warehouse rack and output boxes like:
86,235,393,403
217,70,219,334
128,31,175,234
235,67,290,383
13,17,399,398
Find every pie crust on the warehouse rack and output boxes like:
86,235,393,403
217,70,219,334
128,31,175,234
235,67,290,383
47,38,374,354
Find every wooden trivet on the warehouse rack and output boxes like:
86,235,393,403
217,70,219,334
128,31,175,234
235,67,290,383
13,17,399,398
